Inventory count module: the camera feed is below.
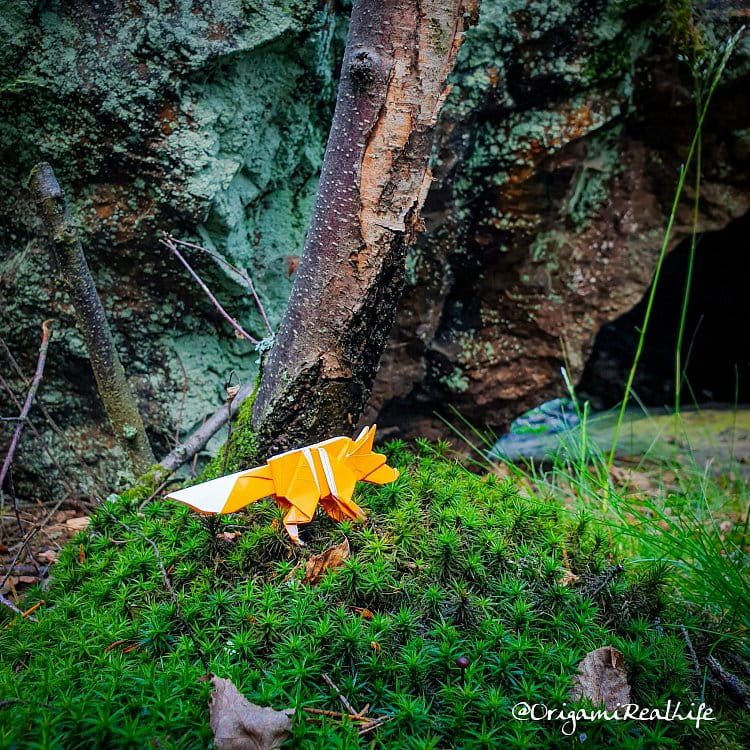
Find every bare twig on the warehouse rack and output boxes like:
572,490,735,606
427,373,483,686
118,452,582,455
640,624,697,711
4,474,40,574
680,625,704,687
358,716,393,736
160,236,259,344
29,163,155,475
0,335,67,440
1,321,52,490
302,708,365,721
166,236,273,336
0,590,27,618
322,673,358,716
0,493,73,593
0,370,88,498
158,382,254,475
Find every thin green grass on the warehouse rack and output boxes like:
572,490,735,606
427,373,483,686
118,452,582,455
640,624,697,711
607,27,745,470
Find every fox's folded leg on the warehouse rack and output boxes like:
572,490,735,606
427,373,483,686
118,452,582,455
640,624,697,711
320,494,366,523
278,499,314,546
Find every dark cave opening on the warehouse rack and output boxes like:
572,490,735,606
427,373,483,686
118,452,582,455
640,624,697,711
577,208,750,410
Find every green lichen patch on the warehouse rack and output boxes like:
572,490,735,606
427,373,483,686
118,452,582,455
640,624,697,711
1,444,748,748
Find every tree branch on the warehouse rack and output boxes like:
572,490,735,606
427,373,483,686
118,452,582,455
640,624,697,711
158,382,254,474
28,163,155,476
160,236,260,344
0,321,52,490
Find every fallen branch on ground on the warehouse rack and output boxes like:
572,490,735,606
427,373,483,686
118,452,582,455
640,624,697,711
157,381,254,475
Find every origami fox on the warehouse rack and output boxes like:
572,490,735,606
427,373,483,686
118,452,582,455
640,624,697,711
167,425,399,543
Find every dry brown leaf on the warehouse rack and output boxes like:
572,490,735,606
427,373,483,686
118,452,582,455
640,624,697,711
36,549,59,564
65,516,90,531
302,538,350,586
570,646,631,711
558,569,580,587
218,531,241,543
210,676,294,750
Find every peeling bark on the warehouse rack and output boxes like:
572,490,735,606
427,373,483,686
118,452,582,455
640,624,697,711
29,163,155,476
252,0,480,455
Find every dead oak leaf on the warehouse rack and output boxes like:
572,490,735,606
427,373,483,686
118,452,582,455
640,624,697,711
570,646,631,712
302,538,350,586
210,676,294,750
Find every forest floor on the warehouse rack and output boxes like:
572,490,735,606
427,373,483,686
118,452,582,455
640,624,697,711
1,436,749,748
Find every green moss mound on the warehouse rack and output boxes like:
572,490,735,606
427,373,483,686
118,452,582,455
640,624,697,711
1,444,748,748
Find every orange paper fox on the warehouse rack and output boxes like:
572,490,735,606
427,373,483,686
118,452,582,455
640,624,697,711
166,425,399,543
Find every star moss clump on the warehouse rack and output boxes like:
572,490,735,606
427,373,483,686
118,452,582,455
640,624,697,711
0,441,748,748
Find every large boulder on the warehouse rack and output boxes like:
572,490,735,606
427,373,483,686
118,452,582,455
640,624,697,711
367,0,750,439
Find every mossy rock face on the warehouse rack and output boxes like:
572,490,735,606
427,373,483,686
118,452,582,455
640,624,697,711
0,1,345,493
369,1,750,438
2,447,747,748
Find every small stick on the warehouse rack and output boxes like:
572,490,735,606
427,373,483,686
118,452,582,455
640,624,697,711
160,237,259,344
0,590,34,620
322,673,358,716
158,382,254,474
166,236,273,336
0,321,52,490
19,600,43,618
680,625,703,685
137,478,176,512
0,372,81,498
358,716,393,736
103,639,131,653
302,707,365,721
0,494,72,593
102,510,209,673
706,655,750,711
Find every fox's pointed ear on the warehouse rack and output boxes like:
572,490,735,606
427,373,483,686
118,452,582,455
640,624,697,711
351,424,376,454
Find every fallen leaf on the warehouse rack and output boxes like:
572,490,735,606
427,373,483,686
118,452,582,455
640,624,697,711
218,531,241,543
609,466,662,496
36,549,59,564
210,676,294,750
302,539,350,586
570,646,630,711
558,569,580,587
65,516,90,531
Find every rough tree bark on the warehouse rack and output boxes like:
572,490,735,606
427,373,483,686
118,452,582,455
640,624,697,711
252,0,480,456
29,163,155,476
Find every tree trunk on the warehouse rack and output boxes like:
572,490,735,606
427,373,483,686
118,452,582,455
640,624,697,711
252,0,480,456
29,163,155,476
